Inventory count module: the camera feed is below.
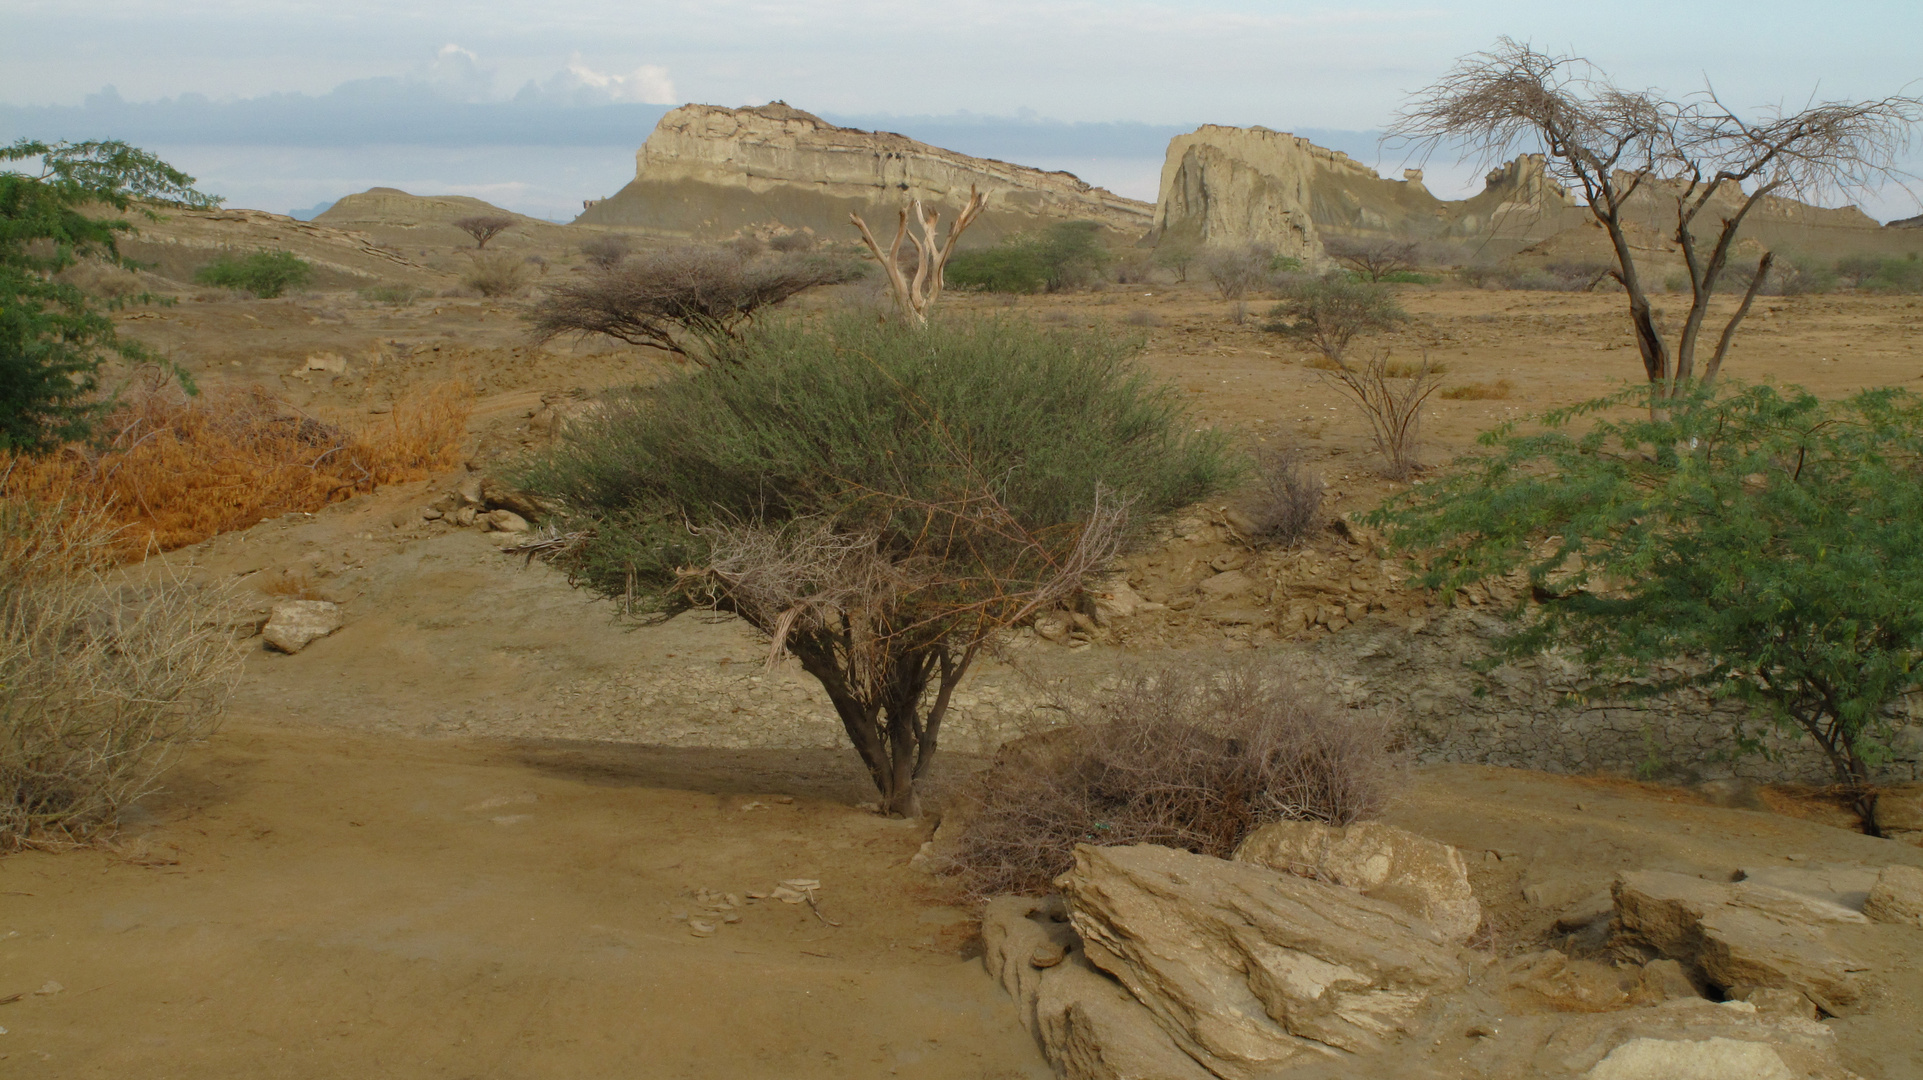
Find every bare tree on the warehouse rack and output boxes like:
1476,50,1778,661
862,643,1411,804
1325,238,1421,282
1203,245,1275,300
1319,350,1445,480
453,215,516,250
850,186,987,326
1392,39,1923,413
529,246,862,362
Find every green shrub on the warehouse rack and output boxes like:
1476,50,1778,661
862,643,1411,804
947,220,1112,293
1264,276,1407,361
1375,382,1923,833
1838,254,1923,293
516,314,1231,814
1380,270,1442,285
193,250,312,298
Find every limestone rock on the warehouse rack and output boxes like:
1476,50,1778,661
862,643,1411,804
1736,863,1879,913
1058,843,1466,1075
577,102,1153,243
1612,870,1867,1013
455,474,485,508
1234,820,1482,943
1862,864,1923,926
1582,1035,1800,1080
1197,569,1257,601
479,476,556,523
982,895,1211,1080
1091,580,1161,623
262,600,343,654
484,509,530,533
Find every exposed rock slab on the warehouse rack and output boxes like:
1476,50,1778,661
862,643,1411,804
1234,820,1481,943
1612,870,1867,1013
1058,844,1465,1076
262,600,344,654
1863,864,1923,926
982,895,1213,1080
576,102,1153,243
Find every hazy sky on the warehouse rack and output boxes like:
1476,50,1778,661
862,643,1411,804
8,0,1920,124
5,1,1921,219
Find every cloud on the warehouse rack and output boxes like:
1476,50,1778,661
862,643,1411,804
552,57,677,105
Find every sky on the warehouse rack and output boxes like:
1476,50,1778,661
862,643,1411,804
4,1,1921,220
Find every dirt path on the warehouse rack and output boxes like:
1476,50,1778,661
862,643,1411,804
0,723,1051,1079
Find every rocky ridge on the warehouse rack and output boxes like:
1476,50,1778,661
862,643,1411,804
574,102,1154,243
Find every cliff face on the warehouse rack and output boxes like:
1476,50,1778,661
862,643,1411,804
573,102,1154,244
1151,123,1893,263
1149,125,1578,261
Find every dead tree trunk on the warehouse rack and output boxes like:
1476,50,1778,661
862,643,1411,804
850,186,987,327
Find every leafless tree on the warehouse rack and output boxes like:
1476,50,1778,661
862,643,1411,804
850,185,987,326
1319,350,1446,480
453,215,516,250
1203,245,1275,300
1392,38,1923,413
1325,238,1421,282
528,246,863,362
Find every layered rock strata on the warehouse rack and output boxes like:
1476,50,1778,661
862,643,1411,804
574,102,1154,244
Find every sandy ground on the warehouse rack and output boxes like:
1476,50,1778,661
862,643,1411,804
5,260,1923,1076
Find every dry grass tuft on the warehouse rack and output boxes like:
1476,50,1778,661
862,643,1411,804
0,380,471,560
1,500,243,849
945,656,1399,900
1441,379,1515,400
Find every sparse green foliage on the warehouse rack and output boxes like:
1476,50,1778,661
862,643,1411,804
1265,277,1406,362
516,315,1230,814
1,138,218,452
946,221,1112,294
1373,383,1923,832
193,250,312,298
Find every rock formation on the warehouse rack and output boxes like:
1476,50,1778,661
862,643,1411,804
573,102,1154,244
1147,125,1579,261
1148,123,1904,264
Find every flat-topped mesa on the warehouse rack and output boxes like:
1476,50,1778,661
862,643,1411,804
573,102,1155,244
1150,124,1578,262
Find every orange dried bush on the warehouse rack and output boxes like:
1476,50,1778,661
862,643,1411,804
1440,379,1515,401
0,381,471,559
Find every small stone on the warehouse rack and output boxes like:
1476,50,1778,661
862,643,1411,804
1208,550,1248,572
688,919,716,937
1197,569,1256,600
418,506,442,521
1030,942,1067,969
262,600,343,654
455,475,485,508
485,509,530,533
450,506,478,527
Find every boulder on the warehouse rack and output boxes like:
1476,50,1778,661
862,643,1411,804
1090,580,1161,623
1058,843,1465,1075
1862,864,1923,927
1234,820,1482,943
261,600,343,654
1612,871,1867,1013
479,476,557,523
484,509,530,534
982,896,1213,1080
1582,1035,1802,1080
1197,570,1257,601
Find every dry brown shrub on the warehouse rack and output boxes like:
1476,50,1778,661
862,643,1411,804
1441,379,1515,400
1,500,243,849
0,380,471,559
946,656,1399,899
1241,446,1324,547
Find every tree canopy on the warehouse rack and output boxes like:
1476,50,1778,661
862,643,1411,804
1,139,218,451
1373,383,1923,831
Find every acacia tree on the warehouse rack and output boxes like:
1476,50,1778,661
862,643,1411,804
1,139,218,451
1325,238,1421,283
516,315,1230,815
528,246,862,363
1375,383,1923,833
453,214,515,249
1391,39,1923,414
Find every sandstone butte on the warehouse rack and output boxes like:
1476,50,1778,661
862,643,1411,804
573,101,1156,244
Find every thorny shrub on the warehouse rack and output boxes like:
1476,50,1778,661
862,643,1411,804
1240,446,1325,546
0,379,471,559
946,656,1398,899
0,499,242,849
